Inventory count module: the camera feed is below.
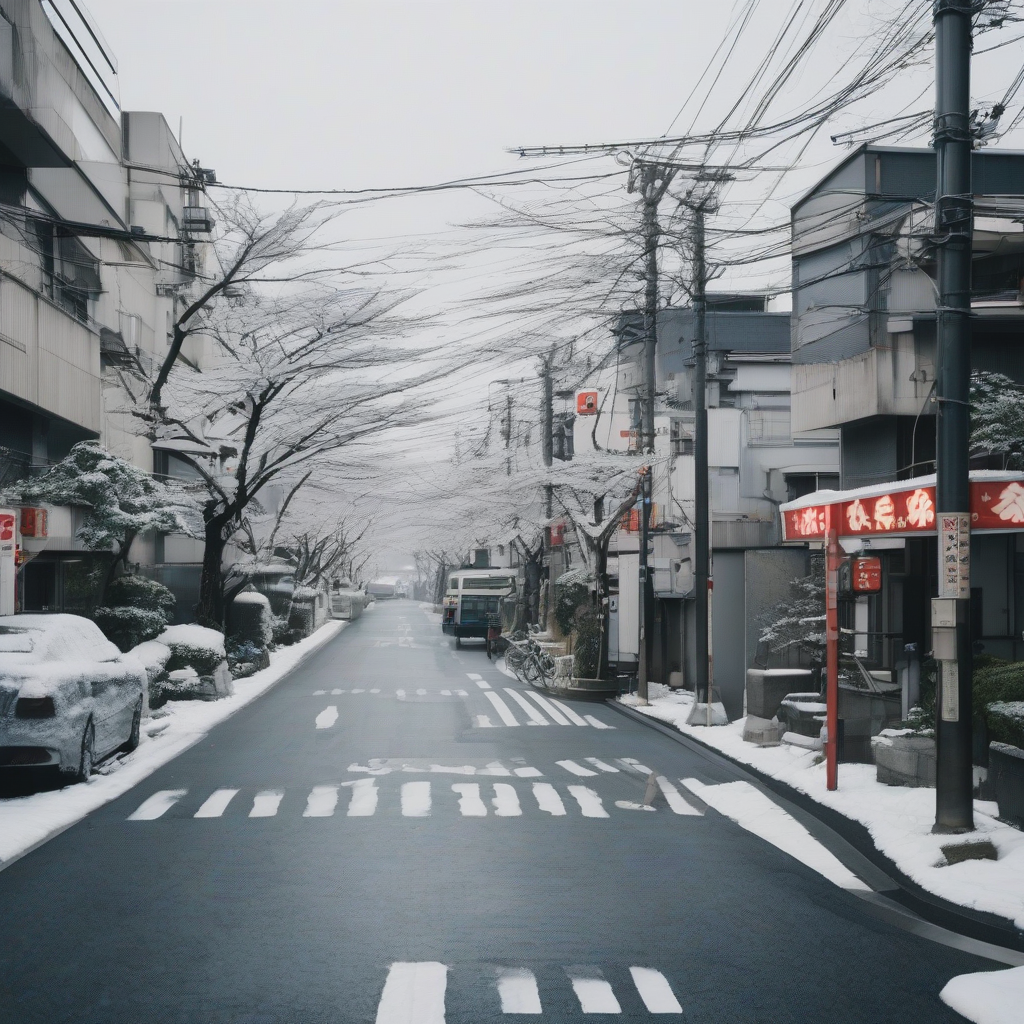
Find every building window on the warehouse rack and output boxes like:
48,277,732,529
748,409,791,444
785,473,840,502
473,548,489,568
670,419,694,456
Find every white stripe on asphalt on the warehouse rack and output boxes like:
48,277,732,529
474,714,496,728
249,790,284,817
549,698,588,726
492,783,522,816
332,688,345,695
194,788,239,818
584,714,614,729
620,758,653,774
416,688,427,696
371,688,381,693
127,790,186,820
514,766,543,777
313,689,326,695
567,972,621,1013
344,778,378,816
482,761,511,776
456,689,468,697
629,967,683,1013
532,783,566,816
402,781,431,817
484,691,520,727
585,758,619,772
396,689,406,698
475,680,491,690
680,779,870,891
656,777,702,816
315,706,338,729
525,691,571,724
375,962,448,1024
352,688,365,694
567,786,609,818
503,688,549,725
466,673,483,680
614,800,656,812
440,689,451,696
303,785,339,817
452,783,487,816
496,968,542,1014
556,759,597,777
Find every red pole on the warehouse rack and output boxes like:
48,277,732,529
825,508,840,791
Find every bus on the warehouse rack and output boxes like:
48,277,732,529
441,569,516,647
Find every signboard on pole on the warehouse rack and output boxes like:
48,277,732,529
938,513,971,599
0,509,17,616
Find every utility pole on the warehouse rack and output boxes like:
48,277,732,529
933,0,974,833
541,350,555,629
503,391,513,477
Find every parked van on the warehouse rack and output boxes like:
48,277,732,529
441,570,516,647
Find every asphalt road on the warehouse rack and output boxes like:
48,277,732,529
0,601,996,1023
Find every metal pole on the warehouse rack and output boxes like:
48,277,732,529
641,167,659,454
693,206,710,704
825,511,840,791
933,0,974,833
542,354,554,630
638,467,652,701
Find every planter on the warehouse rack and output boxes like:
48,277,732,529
746,669,815,720
872,732,936,788
990,741,1024,828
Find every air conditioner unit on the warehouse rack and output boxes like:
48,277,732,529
183,205,215,233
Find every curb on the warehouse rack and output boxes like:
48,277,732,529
609,699,1024,954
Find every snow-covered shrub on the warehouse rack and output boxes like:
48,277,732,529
975,658,1024,749
93,575,176,652
129,639,172,708
226,590,272,677
572,606,602,678
157,624,226,676
159,667,203,703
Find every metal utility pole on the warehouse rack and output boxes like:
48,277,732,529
933,0,974,833
503,392,513,477
637,466,652,701
541,352,554,628
692,204,711,707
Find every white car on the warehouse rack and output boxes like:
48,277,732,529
0,614,145,782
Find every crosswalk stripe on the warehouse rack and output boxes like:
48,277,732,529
396,689,406,698
370,688,380,693
503,688,549,725
584,714,614,729
249,790,284,817
475,680,491,690
492,783,522,816
303,785,338,817
416,688,427,695
315,705,338,729
452,783,487,816
497,968,542,1013
523,690,571,725
656,777,702,816
440,689,452,695
194,788,239,818
620,758,653,774
375,962,448,1024
343,778,378,816
456,689,468,696
567,972,621,1013
629,967,683,1013
585,758,619,773
401,781,431,817
127,790,186,820
332,689,345,695
466,673,483,680
514,766,543,777
556,759,597,777
475,714,496,728
567,786,609,818
532,782,566,816
484,691,520,727
352,688,365,694
549,698,588,726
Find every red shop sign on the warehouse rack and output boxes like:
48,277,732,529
851,556,882,592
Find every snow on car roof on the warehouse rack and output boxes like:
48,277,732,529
0,614,120,664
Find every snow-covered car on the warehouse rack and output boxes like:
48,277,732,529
0,614,145,781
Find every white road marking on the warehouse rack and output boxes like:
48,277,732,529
474,714,497,728
584,714,614,729
127,790,186,820
456,689,468,697
370,688,381,694
549,698,588,726
466,673,483,680
303,785,339,817
416,688,427,696
194,788,239,818
249,790,284,817
556,759,597,777
481,761,511,776
567,786,609,818
440,689,451,696
492,783,522,816
313,689,326,695
630,967,683,1013
514,766,543,777
375,962,448,1024
503,688,549,725
615,801,656,811
620,758,653,774
496,968,542,1014
401,781,431,817
396,689,406,698
452,783,488,816
352,688,365,694
343,778,379,816
332,689,345,695
656,776,702,816
585,758,619,772
567,972,621,1013
484,692,520,727
525,691,570,725
315,706,339,729
475,680,491,690
532,783,566,815
681,779,870,891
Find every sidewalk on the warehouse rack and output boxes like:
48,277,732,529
615,686,1024,943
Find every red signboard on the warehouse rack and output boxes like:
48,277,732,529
0,513,14,542
577,391,598,415
19,507,47,538
781,477,1024,542
549,521,565,547
851,556,882,592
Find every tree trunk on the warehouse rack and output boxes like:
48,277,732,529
595,539,611,681
100,529,137,605
196,518,230,628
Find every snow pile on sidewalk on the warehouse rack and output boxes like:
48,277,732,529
0,620,344,869
941,964,1024,1024
622,686,1024,929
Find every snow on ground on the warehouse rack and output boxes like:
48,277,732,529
621,685,1024,929
0,620,344,870
941,965,1024,1024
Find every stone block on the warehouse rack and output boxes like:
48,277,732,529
873,733,936,788
742,715,784,746
745,669,814,720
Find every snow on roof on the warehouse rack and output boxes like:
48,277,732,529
0,614,120,664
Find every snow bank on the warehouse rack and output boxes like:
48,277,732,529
0,620,345,870
156,624,226,658
622,688,1024,929
941,965,1024,1024
129,640,171,674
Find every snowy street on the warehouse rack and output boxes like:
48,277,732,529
0,602,1008,1022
